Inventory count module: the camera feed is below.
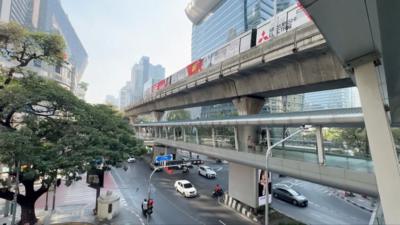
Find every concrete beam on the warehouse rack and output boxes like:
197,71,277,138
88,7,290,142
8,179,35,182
125,23,351,117
232,97,265,116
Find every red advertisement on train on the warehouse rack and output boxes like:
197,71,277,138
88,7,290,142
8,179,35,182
152,79,167,92
186,59,203,77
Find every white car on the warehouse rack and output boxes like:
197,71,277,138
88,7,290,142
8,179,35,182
174,180,197,197
127,157,136,163
198,165,216,178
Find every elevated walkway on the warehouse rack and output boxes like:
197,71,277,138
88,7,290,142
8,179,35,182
151,138,377,197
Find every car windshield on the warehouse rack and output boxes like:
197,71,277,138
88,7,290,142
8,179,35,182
183,183,193,188
287,189,300,196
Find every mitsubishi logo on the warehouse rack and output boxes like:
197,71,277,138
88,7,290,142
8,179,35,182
258,31,270,44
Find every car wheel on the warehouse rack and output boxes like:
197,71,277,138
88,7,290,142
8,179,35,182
198,171,201,175
206,174,209,178
273,193,278,198
292,200,298,206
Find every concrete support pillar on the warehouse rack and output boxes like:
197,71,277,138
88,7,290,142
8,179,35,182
234,127,239,151
212,127,216,147
228,163,258,208
128,116,137,125
173,127,176,141
232,96,265,116
150,111,164,122
164,127,168,139
237,126,258,152
316,126,325,165
195,128,200,145
183,127,187,142
355,62,400,224
232,97,265,152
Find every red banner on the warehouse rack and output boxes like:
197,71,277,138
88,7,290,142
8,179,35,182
186,59,203,77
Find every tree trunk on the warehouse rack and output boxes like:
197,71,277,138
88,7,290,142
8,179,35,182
19,203,37,225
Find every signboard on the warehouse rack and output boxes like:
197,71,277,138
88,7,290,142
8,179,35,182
154,154,173,163
256,4,311,46
258,170,272,206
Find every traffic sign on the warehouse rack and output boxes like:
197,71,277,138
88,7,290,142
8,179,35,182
154,154,173,163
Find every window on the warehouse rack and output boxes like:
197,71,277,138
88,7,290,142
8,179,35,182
183,183,193,188
55,64,61,74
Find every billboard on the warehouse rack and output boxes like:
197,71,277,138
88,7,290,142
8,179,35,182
258,170,272,206
256,3,311,46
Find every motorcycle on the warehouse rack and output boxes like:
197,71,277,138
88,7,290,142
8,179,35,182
141,200,153,216
212,189,224,198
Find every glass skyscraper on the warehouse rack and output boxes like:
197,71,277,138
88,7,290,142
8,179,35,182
189,0,275,61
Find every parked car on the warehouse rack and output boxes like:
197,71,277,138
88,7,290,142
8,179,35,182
198,165,216,179
272,185,308,207
174,180,197,197
127,157,136,163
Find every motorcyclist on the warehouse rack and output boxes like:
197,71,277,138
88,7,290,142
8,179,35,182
148,198,154,210
213,184,223,197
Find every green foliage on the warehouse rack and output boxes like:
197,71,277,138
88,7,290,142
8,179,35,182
166,109,191,121
0,22,66,87
0,76,145,203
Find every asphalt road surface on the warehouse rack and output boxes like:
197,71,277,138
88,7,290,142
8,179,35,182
111,159,257,225
174,153,372,225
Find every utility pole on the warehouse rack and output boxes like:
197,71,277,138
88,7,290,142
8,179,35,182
264,126,308,225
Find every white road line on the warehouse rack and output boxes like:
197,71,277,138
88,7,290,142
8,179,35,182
219,219,226,225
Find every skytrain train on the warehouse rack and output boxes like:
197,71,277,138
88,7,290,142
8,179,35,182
145,3,311,99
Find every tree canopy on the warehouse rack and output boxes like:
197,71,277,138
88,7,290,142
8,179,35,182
0,21,144,225
0,76,145,224
0,22,65,88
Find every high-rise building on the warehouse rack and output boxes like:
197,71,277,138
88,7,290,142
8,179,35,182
119,81,133,110
303,87,361,111
187,0,303,118
130,56,165,104
105,95,119,109
0,0,87,95
276,0,296,13
186,0,275,61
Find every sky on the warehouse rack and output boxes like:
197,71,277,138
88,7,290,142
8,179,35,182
60,0,192,104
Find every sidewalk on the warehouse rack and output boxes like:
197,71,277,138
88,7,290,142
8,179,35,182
0,171,144,225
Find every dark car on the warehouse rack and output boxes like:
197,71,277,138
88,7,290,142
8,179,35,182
272,185,308,207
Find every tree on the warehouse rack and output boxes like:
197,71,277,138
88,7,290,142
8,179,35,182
0,76,145,224
0,22,65,89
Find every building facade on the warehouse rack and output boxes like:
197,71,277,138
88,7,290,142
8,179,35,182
303,87,361,111
188,0,276,61
130,56,165,104
119,81,133,110
0,0,88,96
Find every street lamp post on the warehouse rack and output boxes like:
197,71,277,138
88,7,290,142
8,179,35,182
264,125,309,225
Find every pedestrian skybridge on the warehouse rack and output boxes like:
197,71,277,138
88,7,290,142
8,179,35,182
134,108,380,197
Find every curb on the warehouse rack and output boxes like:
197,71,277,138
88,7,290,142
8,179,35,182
335,193,374,212
218,193,259,222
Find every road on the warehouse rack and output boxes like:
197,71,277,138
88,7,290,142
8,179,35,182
173,153,372,225
271,176,372,225
111,159,257,225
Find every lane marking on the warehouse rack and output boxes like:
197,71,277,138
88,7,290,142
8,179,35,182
219,219,226,225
